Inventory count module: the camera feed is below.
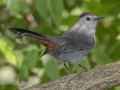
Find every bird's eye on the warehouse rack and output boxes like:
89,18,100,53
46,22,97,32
86,17,91,21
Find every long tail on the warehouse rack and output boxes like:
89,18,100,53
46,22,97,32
9,28,47,39
9,28,56,50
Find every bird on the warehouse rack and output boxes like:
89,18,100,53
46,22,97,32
9,12,104,73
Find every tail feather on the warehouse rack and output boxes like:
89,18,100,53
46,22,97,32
9,28,47,39
9,28,56,50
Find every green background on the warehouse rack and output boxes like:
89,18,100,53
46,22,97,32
0,0,120,90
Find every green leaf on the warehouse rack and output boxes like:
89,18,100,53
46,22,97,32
92,47,112,66
41,54,60,79
62,15,78,27
35,0,48,20
0,33,17,66
50,0,64,26
6,0,22,18
0,84,18,90
64,0,75,7
115,86,120,90
0,0,3,6
6,0,30,18
22,44,38,52
19,49,39,81
40,73,52,84
18,0,30,14
19,65,29,81
9,18,26,28
23,49,39,69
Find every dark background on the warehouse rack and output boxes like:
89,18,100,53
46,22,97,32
0,0,120,90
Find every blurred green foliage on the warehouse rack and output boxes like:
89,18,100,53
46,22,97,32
0,0,120,90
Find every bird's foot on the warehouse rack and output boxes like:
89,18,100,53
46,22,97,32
82,67,88,72
67,71,72,75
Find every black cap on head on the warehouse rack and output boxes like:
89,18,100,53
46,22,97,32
79,12,94,18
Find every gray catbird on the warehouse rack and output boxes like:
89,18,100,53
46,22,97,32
9,12,104,73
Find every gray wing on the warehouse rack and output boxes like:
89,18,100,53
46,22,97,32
56,34,95,53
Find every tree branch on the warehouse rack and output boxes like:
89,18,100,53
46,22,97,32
23,61,120,90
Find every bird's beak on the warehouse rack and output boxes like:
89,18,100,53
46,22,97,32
94,16,105,21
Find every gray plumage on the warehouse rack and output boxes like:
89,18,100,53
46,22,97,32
9,12,104,73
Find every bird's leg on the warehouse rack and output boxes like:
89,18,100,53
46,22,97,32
78,64,88,72
63,63,72,74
